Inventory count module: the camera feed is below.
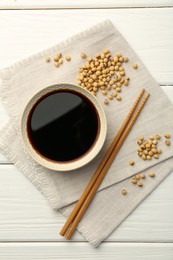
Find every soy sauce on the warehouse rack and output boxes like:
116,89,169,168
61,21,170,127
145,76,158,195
27,90,99,162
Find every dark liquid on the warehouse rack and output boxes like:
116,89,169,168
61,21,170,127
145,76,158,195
27,90,99,162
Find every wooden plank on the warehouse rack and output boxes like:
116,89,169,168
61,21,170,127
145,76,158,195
0,9,172,84
0,164,173,242
0,0,173,9
0,86,172,163
0,242,173,260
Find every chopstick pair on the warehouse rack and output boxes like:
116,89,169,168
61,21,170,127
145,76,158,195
60,88,150,240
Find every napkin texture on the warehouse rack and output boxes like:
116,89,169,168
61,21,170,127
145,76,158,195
0,20,173,247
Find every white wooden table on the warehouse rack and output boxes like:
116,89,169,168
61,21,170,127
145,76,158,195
0,1,173,259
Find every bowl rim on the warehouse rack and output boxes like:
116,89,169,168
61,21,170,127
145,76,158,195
20,83,107,171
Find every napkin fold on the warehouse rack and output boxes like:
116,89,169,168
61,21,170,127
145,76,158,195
0,20,173,247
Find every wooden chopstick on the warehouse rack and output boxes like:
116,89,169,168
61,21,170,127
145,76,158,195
64,92,150,240
60,89,145,237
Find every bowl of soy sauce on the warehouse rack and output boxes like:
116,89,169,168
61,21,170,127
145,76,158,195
20,83,107,171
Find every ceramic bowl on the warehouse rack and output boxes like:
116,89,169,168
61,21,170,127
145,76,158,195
20,83,107,171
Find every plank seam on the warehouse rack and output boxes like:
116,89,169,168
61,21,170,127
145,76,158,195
0,6,173,11
0,241,173,244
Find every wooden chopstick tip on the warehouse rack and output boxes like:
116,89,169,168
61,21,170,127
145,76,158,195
65,233,71,240
59,230,65,237
144,92,150,100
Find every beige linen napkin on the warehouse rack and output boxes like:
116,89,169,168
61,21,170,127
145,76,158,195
0,20,173,247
